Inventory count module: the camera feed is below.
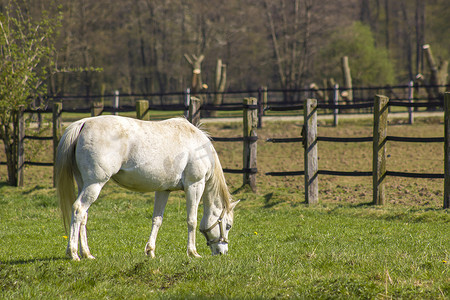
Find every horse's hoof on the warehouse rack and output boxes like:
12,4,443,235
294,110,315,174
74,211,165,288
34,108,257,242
68,254,81,261
81,251,96,260
144,243,156,258
187,249,202,258
66,249,80,261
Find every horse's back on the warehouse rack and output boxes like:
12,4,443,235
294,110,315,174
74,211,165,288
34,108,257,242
75,116,214,192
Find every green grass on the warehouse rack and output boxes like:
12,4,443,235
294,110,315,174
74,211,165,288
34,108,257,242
0,183,449,299
0,115,449,298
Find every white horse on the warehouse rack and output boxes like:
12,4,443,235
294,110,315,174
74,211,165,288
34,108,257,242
55,116,238,261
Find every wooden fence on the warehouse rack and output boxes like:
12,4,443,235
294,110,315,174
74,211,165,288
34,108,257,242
7,96,259,189
264,94,448,209
3,92,449,208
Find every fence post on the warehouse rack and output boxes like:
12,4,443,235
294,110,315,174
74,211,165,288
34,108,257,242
373,95,389,205
91,97,104,116
184,88,191,118
263,86,268,108
52,101,63,187
408,81,414,124
444,92,450,209
113,90,119,116
17,105,25,187
243,97,258,192
304,98,318,204
136,100,150,120
188,96,201,126
333,84,339,127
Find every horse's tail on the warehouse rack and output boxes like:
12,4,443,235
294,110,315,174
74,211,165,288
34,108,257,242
55,119,86,232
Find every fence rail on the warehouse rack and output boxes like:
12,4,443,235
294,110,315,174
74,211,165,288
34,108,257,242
34,83,448,119
45,83,449,99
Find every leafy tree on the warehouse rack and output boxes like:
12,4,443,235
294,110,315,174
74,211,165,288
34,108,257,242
319,22,396,86
428,0,450,61
0,2,61,186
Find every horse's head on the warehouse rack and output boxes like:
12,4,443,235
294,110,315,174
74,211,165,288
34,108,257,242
200,200,239,255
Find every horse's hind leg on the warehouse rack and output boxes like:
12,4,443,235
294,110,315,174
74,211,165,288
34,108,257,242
145,191,170,258
79,211,95,259
67,182,104,261
73,175,94,259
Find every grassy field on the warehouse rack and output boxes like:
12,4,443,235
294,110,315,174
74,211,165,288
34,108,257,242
0,114,449,299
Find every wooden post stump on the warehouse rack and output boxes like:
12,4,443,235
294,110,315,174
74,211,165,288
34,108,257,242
243,97,258,192
304,98,318,204
257,87,267,129
341,56,353,103
136,100,150,120
189,96,201,126
373,95,389,205
212,59,227,118
91,98,104,116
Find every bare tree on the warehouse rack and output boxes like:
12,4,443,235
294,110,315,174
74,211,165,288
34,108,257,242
2,0,448,98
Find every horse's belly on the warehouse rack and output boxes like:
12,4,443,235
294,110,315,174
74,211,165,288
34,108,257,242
111,168,183,192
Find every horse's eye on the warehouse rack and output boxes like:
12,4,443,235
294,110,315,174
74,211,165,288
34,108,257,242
226,224,232,230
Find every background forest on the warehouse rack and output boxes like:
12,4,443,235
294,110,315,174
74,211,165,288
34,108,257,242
1,0,448,97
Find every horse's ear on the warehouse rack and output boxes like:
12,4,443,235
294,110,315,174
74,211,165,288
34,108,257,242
230,200,240,210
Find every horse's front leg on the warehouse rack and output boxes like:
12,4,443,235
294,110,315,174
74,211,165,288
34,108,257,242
145,191,170,258
185,180,205,258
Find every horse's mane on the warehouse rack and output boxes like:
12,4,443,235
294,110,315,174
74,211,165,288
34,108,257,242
211,152,233,212
184,118,232,212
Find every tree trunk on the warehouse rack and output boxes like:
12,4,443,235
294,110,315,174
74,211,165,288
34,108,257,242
400,1,414,80
384,0,390,51
1,110,19,186
4,139,17,186
415,0,425,75
264,0,286,92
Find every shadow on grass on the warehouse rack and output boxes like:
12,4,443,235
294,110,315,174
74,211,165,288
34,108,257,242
0,181,10,189
339,201,444,213
22,184,51,195
323,202,449,223
325,202,375,213
349,201,376,208
263,192,278,208
231,184,253,195
0,182,51,193
263,192,308,208
2,257,68,265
